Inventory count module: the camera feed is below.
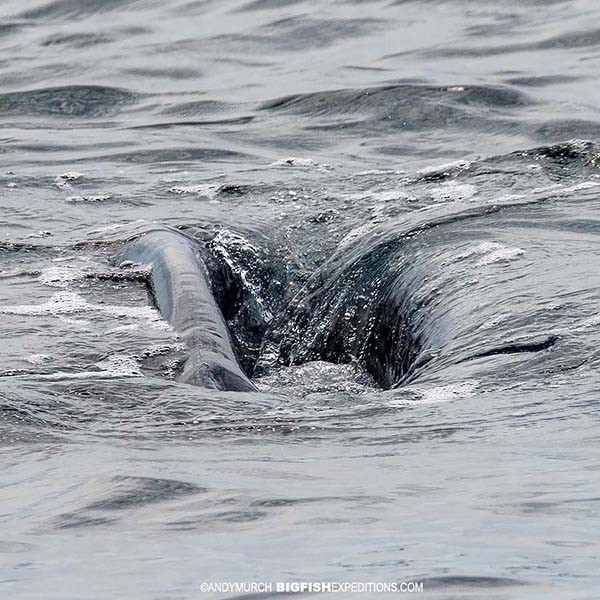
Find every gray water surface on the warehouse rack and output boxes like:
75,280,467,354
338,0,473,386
1,1,600,598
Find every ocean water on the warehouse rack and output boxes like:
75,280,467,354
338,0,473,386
1,0,600,598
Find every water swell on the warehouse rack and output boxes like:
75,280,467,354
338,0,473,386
260,83,531,135
18,0,149,20
0,85,137,118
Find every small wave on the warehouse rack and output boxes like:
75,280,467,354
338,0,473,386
506,74,580,88
125,67,200,80
208,16,384,53
128,116,254,130
238,0,304,11
424,26,600,59
0,85,137,118
99,147,246,164
41,32,113,48
534,119,600,143
260,83,530,140
259,16,385,50
262,84,530,115
160,100,233,117
19,0,149,20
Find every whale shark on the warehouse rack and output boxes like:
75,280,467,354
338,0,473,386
113,228,257,393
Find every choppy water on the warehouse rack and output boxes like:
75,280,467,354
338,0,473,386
2,0,600,598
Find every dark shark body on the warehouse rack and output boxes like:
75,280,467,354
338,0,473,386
114,228,256,392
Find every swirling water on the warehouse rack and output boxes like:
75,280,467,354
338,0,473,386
1,0,600,598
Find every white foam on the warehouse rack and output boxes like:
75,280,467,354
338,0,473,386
456,242,525,265
390,380,478,406
417,159,471,176
25,353,53,365
271,157,332,170
104,323,140,334
525,180,600,202
371,189,411,203
430,181,477,203
489,193,525,204
56,171,84,181
54,172,84,190
168,184,219,198
65,194,112,203
576,314,600,329
421,380,478,402
160,171,190,183
141,343,186,357
0,291,169,330
1,291,89,315
338,223,375,249
345,188,412,205
256,360,375,396
4,352,144,382
39,266,86,286
563,313,600,333
24,354,143,381
211,230,273,321
59,316,93,328
475,242,525,265
89,220,145,234
26,230,52,239
95,354,142,377
354,169,404,176
479,313,512,330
